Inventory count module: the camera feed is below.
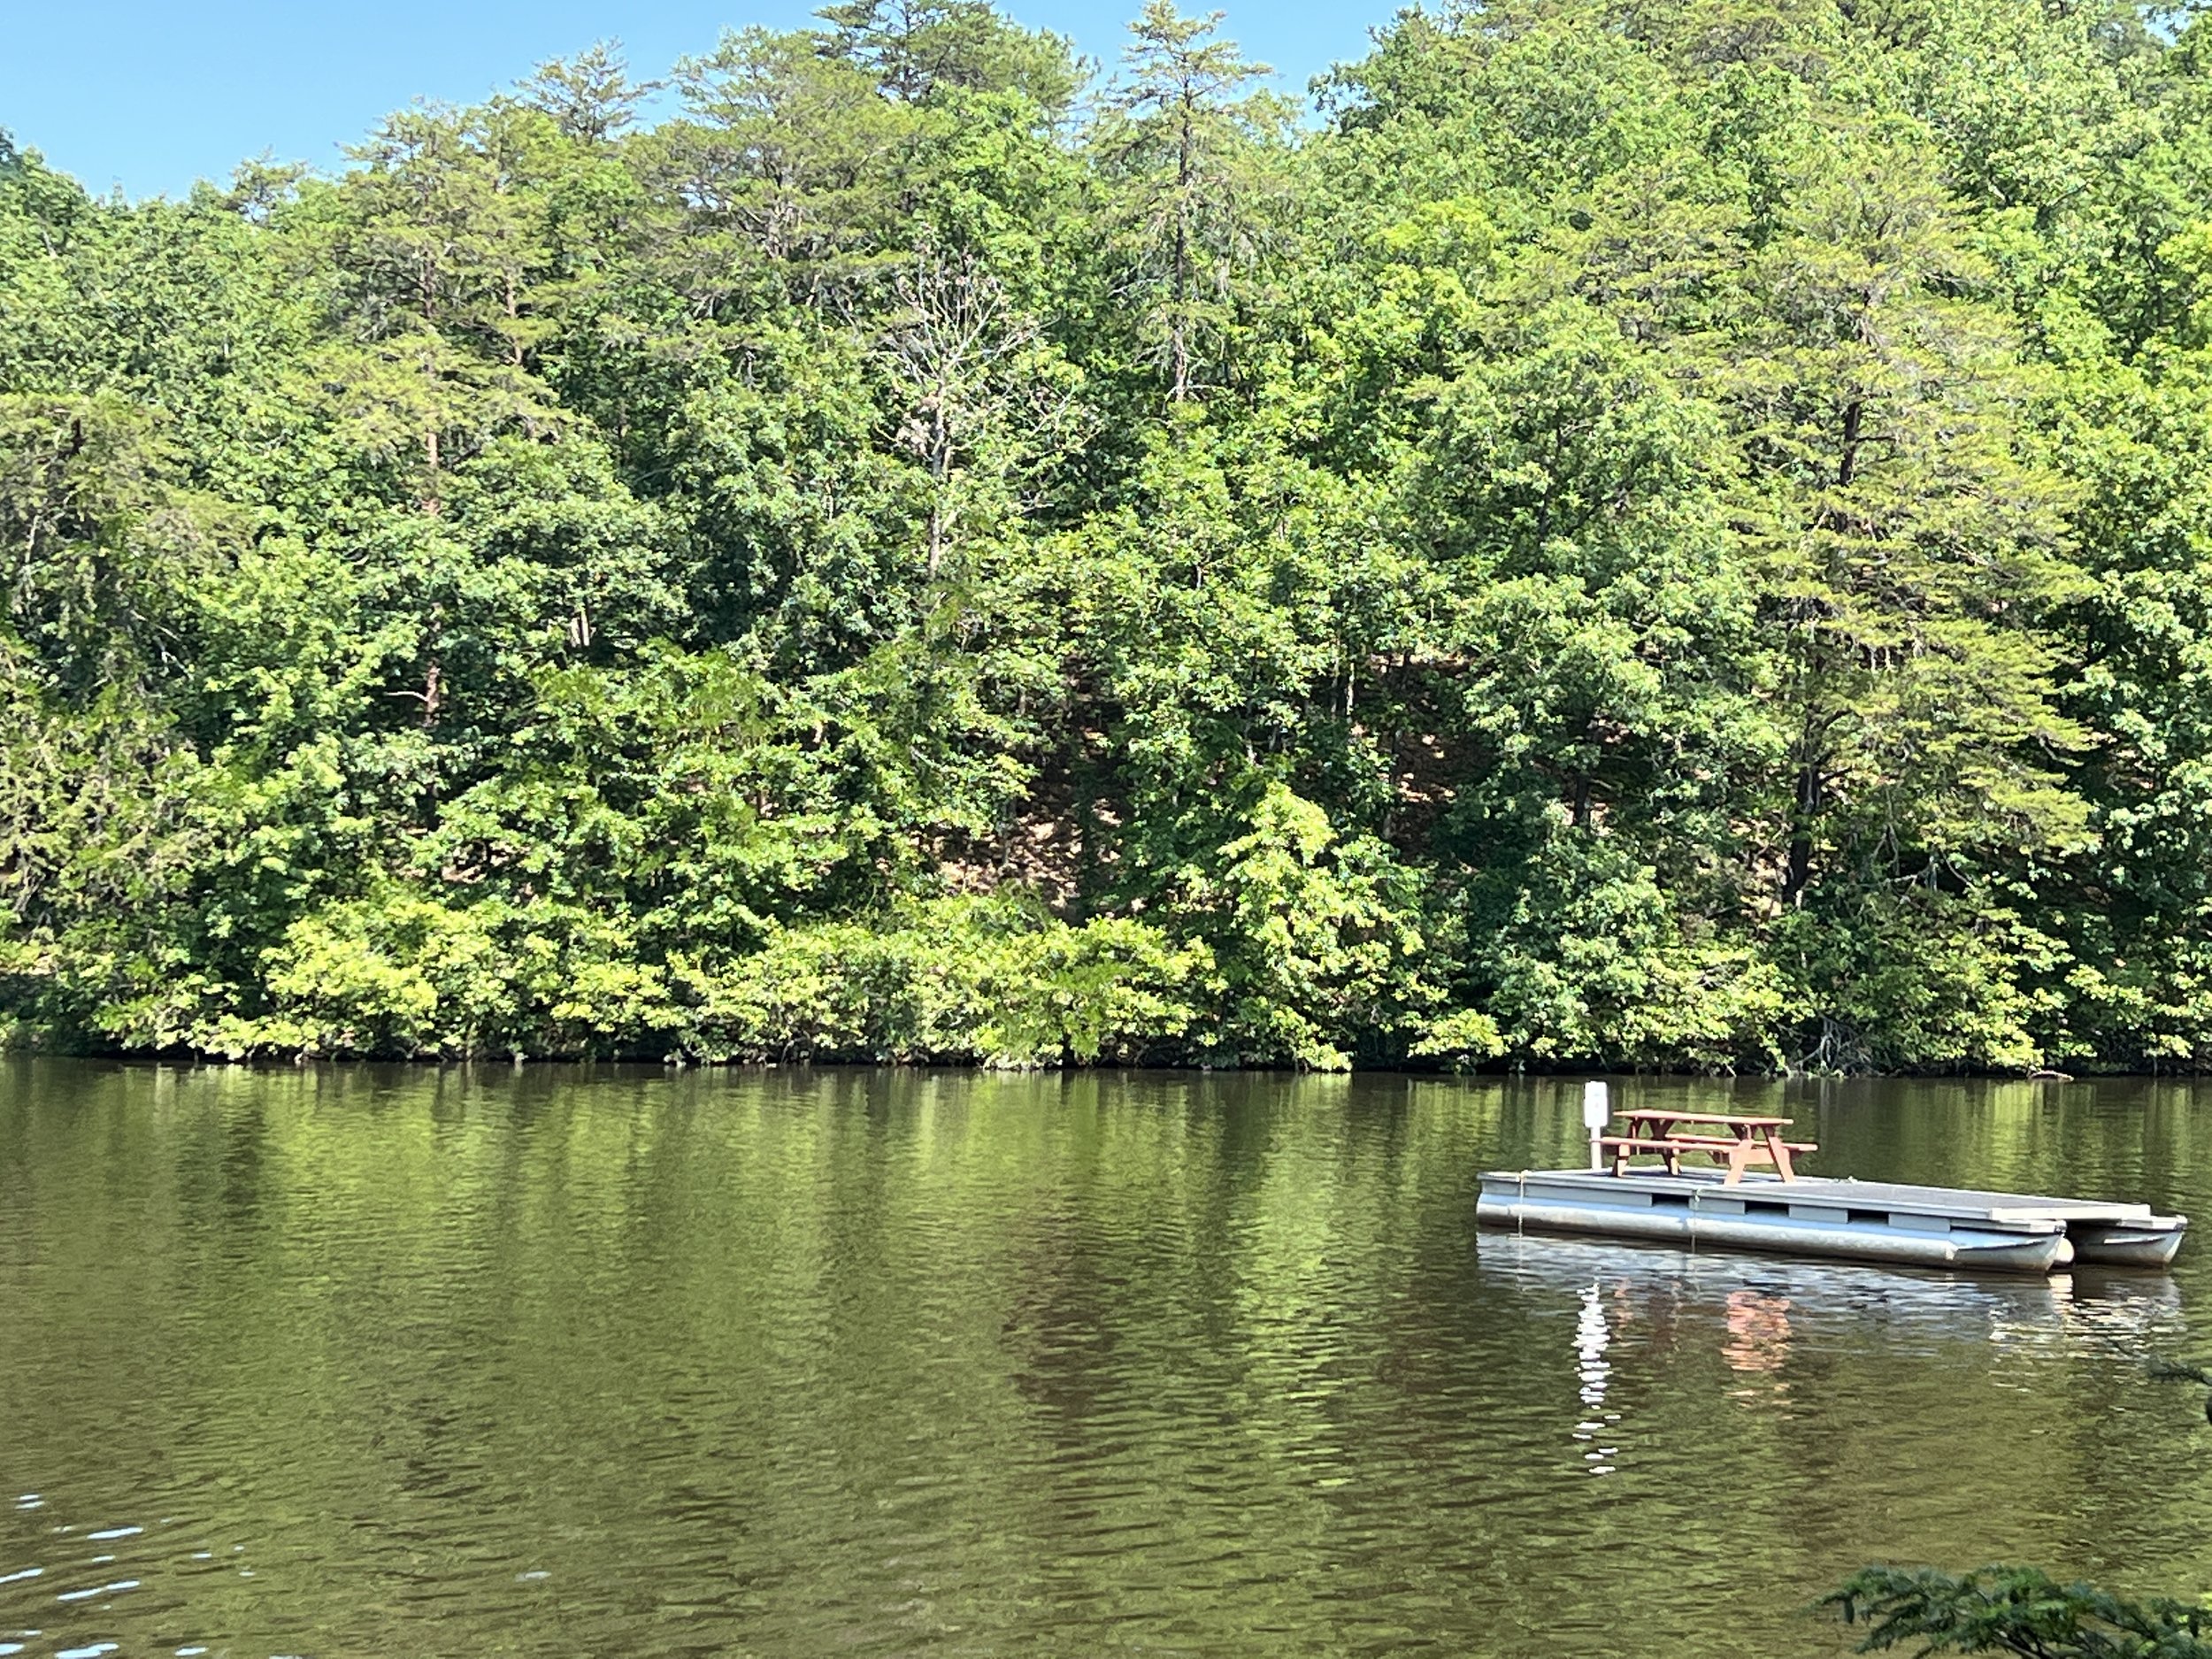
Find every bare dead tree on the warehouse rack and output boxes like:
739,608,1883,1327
876,247,1090,576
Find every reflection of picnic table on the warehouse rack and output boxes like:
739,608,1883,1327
1597,1110,1816,1184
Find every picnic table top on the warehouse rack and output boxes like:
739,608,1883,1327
1617,1109,1793,1129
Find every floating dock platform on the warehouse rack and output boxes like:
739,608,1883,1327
1477,1167,2187,1274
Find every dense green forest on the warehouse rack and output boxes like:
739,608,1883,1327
7,0,2212,1071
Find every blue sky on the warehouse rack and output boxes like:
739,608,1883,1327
3,1,1409,201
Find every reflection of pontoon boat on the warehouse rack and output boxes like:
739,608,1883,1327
1476,1229,2188,1347
1486,1233,2190,1480
1477,1167,2188,1274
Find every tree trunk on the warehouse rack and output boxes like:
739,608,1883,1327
1170,92,1195,402
1784,758,1819,906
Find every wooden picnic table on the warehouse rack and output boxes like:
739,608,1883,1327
1600,1109,1814,1185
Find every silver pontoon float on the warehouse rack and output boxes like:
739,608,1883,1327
1477,1166,2188,1274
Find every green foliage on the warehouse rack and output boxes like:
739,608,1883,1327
208,890,1203,1065
1179,780,1431,1069
1472,820,1788,1071
1828,1565,2212,1657
8,0,2212,1070
669,895,1207,1066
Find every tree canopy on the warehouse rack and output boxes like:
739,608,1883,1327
6,0,2212,1071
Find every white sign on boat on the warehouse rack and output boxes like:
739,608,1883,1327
1581,1080,1609,1170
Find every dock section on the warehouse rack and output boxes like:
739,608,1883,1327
1477,1168,2187,1274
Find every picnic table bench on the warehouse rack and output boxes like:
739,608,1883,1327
1595,1110,1815,1184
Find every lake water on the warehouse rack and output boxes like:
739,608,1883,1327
1,1062,2208,1658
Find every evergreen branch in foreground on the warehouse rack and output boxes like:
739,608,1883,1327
1825,1567,2212,1658
2146,1356,2212,1424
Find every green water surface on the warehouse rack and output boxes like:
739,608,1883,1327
1,1063,2208,1657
